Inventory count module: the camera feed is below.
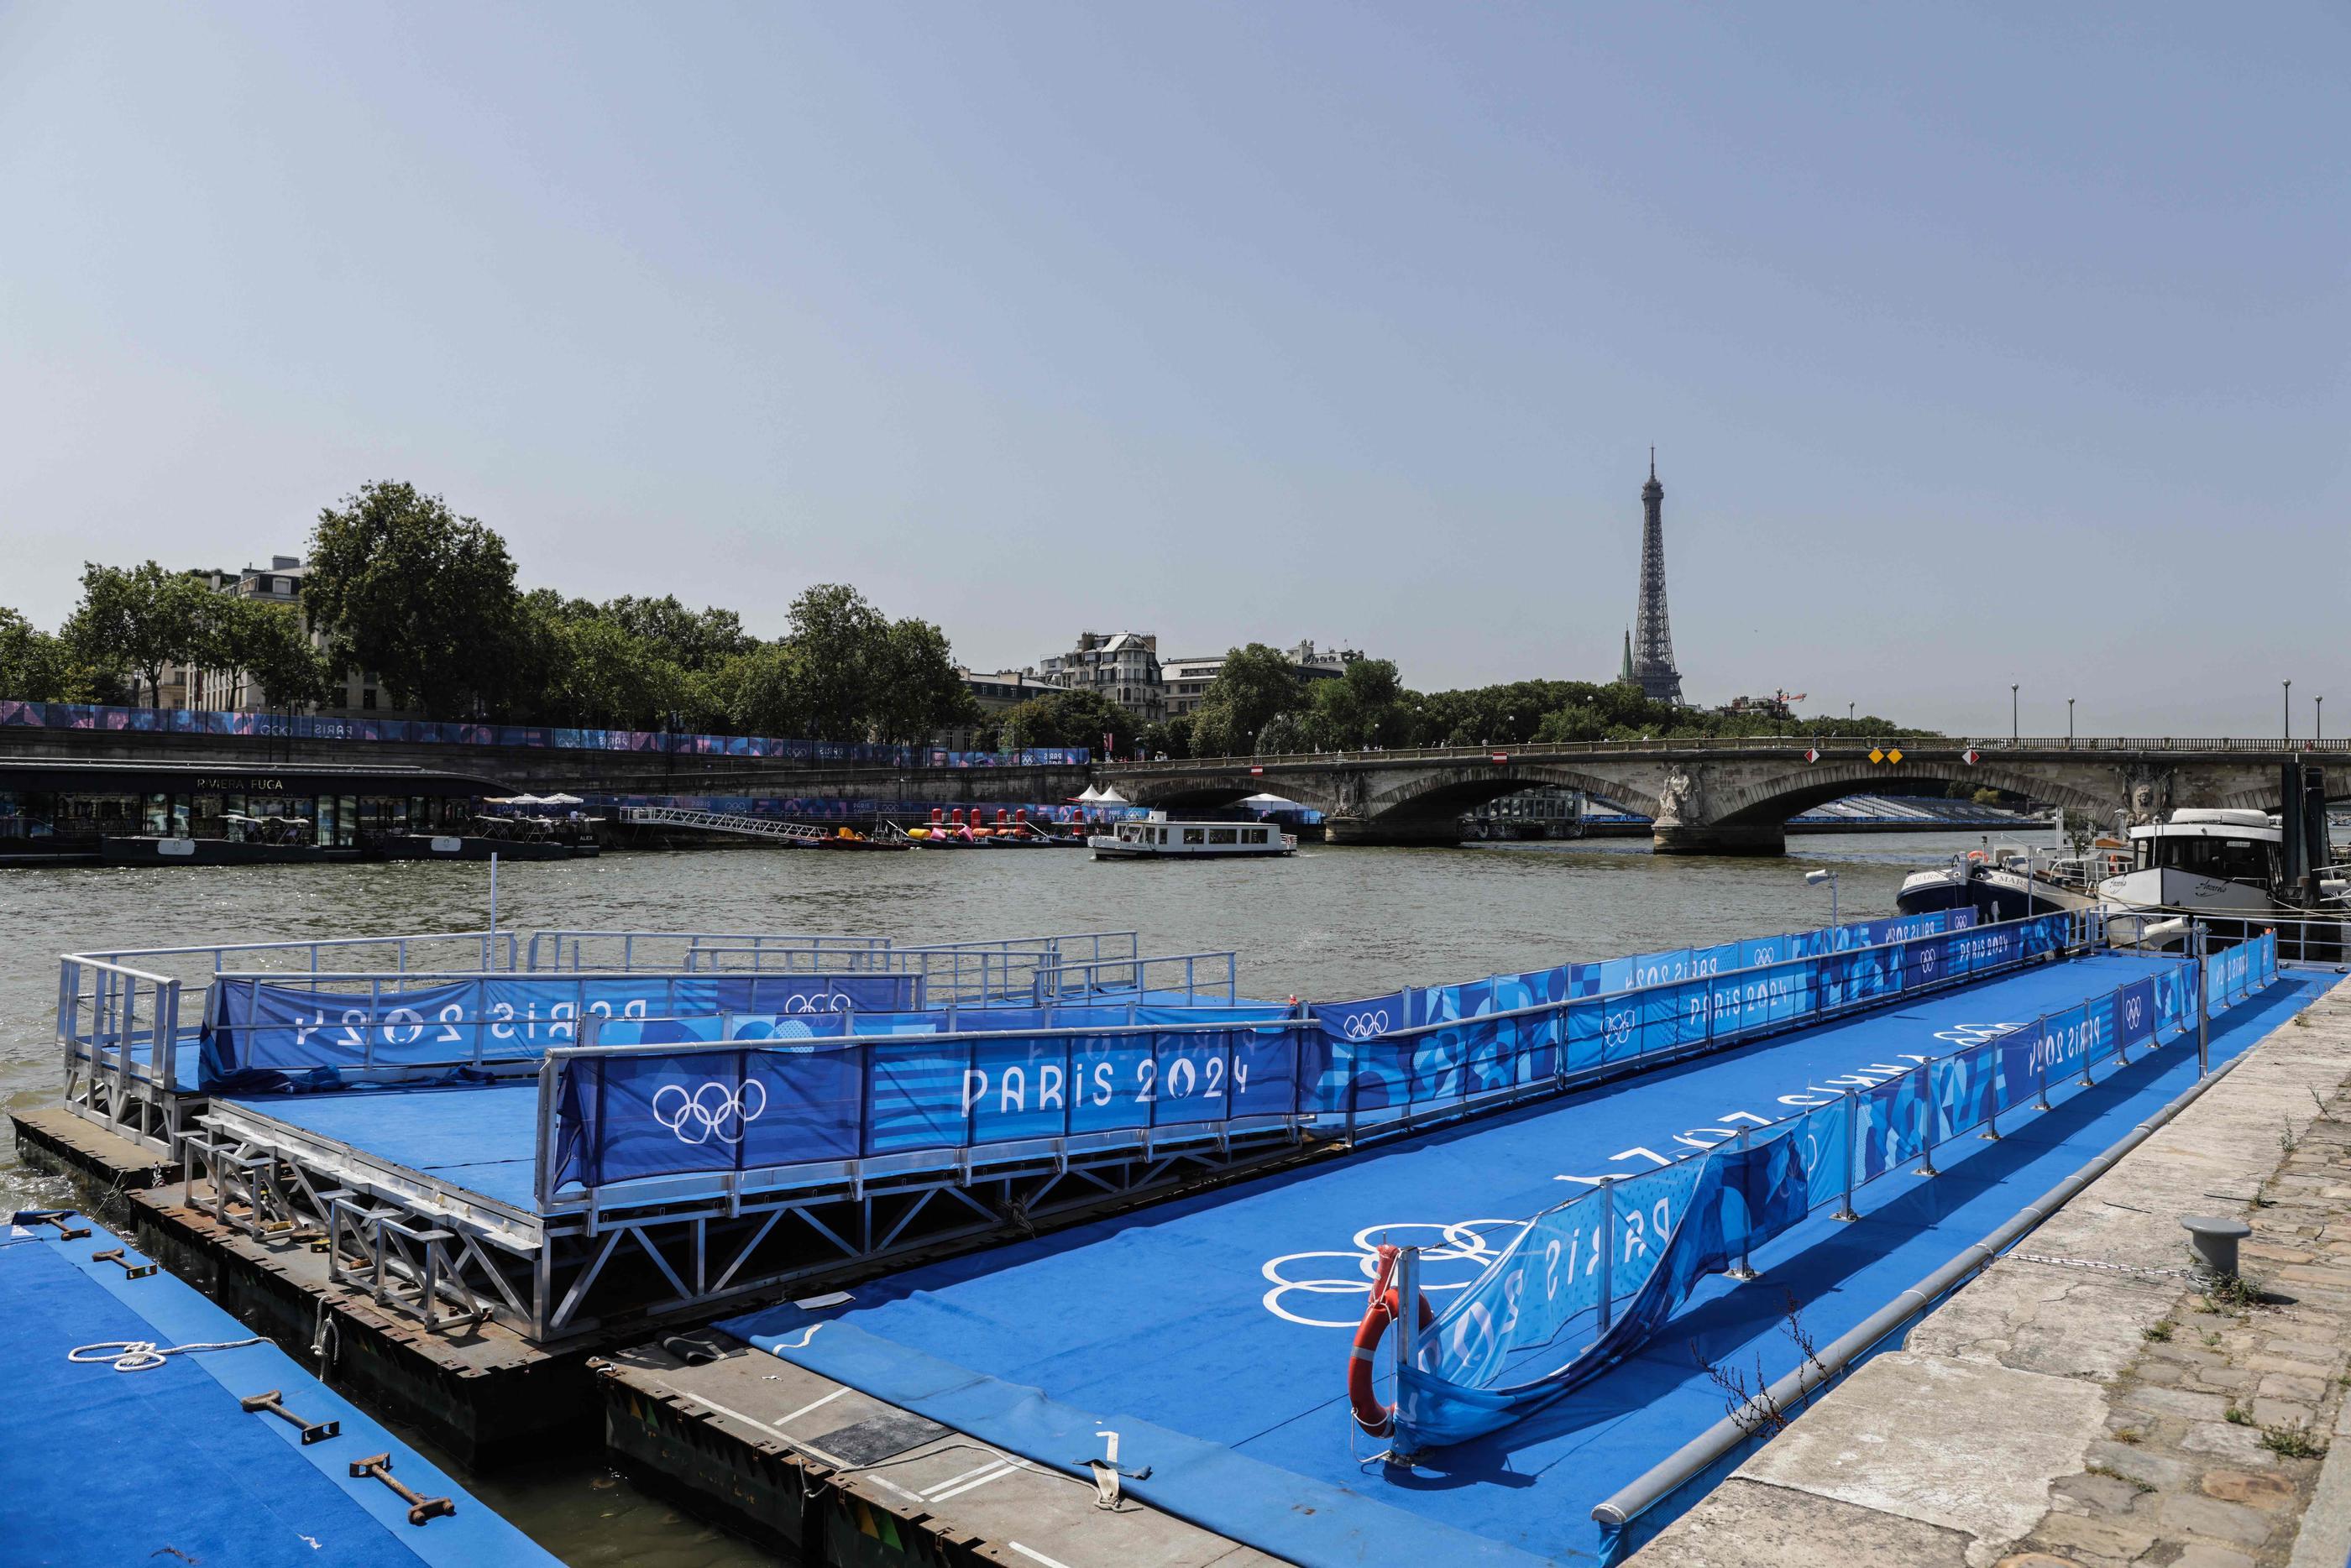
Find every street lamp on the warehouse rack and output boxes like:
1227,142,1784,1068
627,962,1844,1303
2068,698,2075,741
1847,702,1856,721
2285,680,2292,740
2318,696,2325,741
2011,684,2019,741
1804,867,1839,928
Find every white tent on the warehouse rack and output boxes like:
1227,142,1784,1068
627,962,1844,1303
538,792,584,807
1095,786,1131,804
1073,785,1105,802
1243,792,1301,809
498,794,545,808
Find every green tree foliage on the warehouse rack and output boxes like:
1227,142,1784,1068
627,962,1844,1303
1189,644,1306,757
1303,658,1412,750
1134,713,1193,760
868,617,981,744
203,598,335,712
303,482,523,718
991,688,1136,754
61,562,214,707
778,583,888,742
601,594,755,673
0,606,102,701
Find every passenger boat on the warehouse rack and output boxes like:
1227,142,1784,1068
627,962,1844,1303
1089,813,1296,860
1900,808,2346,947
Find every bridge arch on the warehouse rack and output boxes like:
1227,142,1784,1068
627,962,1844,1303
1353,763,1662,837
1708,760,2112,828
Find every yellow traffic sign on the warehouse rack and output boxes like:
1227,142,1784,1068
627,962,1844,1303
1887,747,1903,765
1868,748,1885,764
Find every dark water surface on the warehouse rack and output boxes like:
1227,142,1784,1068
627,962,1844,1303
0,828,2026,1564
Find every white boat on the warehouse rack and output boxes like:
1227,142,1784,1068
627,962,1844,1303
2095,808,2346,945
1089,813,1297,860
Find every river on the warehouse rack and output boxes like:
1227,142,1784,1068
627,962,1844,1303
0,828,2028,1564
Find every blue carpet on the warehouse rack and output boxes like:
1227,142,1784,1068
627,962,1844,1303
0,1215,557,1567
725,955,2332,1566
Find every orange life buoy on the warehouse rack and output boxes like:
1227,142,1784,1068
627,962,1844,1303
1348,1243,1435,1437
1966,849,1987,863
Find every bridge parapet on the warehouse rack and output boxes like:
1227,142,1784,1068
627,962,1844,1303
1102,739,2348,854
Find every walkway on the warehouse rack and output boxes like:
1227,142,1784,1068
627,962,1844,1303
1634,973,2351,1568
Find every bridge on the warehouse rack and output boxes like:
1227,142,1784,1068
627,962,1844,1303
3,723,1088,808
1101,737,2351,853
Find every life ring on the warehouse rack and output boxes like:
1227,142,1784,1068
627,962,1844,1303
1966,849,1987,863
1348,1243,1435,1437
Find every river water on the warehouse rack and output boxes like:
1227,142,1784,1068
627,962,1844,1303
0,828,2026,1564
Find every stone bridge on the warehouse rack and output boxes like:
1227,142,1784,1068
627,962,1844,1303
1101,738,2351,854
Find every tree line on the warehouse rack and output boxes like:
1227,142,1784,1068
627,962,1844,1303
0,480,979,743
977,643,1930,760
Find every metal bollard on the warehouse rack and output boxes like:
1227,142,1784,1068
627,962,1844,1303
2181,1215,2251,1278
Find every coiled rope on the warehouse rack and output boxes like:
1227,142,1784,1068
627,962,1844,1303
69,1337,264,1372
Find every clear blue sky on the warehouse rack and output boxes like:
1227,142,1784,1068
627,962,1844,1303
2,3,2343,735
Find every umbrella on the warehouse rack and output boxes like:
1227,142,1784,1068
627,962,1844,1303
500,793,545,807
538,792,584,806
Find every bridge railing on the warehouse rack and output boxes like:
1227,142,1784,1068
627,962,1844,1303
1110,736,2351,769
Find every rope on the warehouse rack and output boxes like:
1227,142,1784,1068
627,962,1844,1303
69,1336,265,1372
2007,1252,2191,1280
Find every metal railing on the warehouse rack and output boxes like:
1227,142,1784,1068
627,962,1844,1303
58,955,185,1145
526,929,891,973
1107,737,2351,771
537,912,2084,1215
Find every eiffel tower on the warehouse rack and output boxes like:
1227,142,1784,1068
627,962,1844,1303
1630,448,1683,704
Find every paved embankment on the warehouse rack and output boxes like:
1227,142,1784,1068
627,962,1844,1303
1634,972,2351,1568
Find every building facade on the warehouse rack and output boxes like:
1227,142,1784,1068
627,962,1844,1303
174,556,409,719
1039,631,1166,724
1160,640,1362,718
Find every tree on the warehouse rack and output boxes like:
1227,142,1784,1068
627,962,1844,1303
541,614,691,729
715,641,809,737
868,617,980,744
602,594,755,672
1189,645,1305,757
61,562,212,707
303,482,523,717
995,688,1135,754
1306,658,1411,750
203,598,336,713
779,584,888,741
0,607,99,701
1135,713,1193,760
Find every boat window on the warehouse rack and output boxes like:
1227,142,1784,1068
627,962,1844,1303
1210,828,1238,844
1157,828,1169,844
1184,828,1205,844
1247,828,1267,844
2152,834,2272,884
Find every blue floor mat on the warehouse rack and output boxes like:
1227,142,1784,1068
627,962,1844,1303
0,1216,558,1568
725,956,2327,1566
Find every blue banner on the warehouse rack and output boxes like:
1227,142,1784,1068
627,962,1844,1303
201,972,924,1091
1386,938,2284,1456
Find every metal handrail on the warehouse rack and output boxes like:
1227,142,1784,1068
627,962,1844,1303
1106,736,2351,770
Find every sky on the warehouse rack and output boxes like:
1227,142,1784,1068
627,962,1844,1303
1,3,2343,736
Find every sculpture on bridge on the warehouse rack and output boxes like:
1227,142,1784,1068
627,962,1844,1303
2121,765,2176,827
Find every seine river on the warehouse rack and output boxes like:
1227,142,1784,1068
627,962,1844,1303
0,828,2028,1564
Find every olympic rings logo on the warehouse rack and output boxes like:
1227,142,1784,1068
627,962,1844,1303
1259,1219,1525,1327
779,995,853,1015
1338,1010,1391,1040
651,1079,767,1146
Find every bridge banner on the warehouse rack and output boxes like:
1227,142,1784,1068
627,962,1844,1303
0,698,1091,771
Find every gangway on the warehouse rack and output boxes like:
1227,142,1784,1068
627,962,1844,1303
621,805,830,844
